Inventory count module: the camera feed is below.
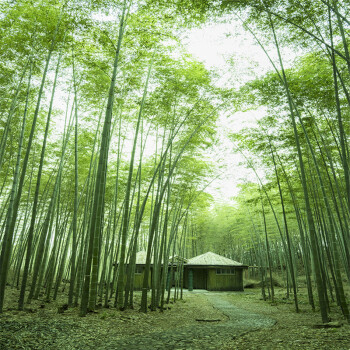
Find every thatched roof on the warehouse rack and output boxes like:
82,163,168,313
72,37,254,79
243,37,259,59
134,251,165,264
133,251,246,267
186,252,245,267
169,255,188,264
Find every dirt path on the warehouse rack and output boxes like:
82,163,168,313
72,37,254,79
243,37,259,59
0,289,276,350
94,291,275,350
5,287,349,350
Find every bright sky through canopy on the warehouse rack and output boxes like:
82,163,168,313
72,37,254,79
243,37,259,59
182,20,272,203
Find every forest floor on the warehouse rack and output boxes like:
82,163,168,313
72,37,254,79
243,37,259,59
0,283,350,349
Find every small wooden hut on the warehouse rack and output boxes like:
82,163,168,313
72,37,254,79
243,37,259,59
131,251,151,290
167,255,188,289
128,251,168,290
183,252,248,291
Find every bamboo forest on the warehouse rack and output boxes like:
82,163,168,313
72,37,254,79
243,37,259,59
1,0,350,349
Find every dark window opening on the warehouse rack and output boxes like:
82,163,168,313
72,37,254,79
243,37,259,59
216,268,235,275
135,266,143,274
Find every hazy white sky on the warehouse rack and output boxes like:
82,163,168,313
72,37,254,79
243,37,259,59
182,20,273,203
182,20,274,84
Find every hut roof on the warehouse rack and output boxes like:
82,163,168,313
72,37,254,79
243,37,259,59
186,252,245,267
169,255,188,264
134,251,165,264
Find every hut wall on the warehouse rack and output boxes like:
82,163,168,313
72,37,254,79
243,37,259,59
167,267,181,288
183,268,208,289
183,269,188,289
207,268,243,291
133,266,151,290
193,268,207,289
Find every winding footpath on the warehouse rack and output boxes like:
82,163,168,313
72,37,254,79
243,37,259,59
101,292,276,350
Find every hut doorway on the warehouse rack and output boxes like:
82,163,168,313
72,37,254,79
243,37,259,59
193,268,207,289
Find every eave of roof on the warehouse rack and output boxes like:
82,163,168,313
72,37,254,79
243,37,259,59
185,264,249,268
